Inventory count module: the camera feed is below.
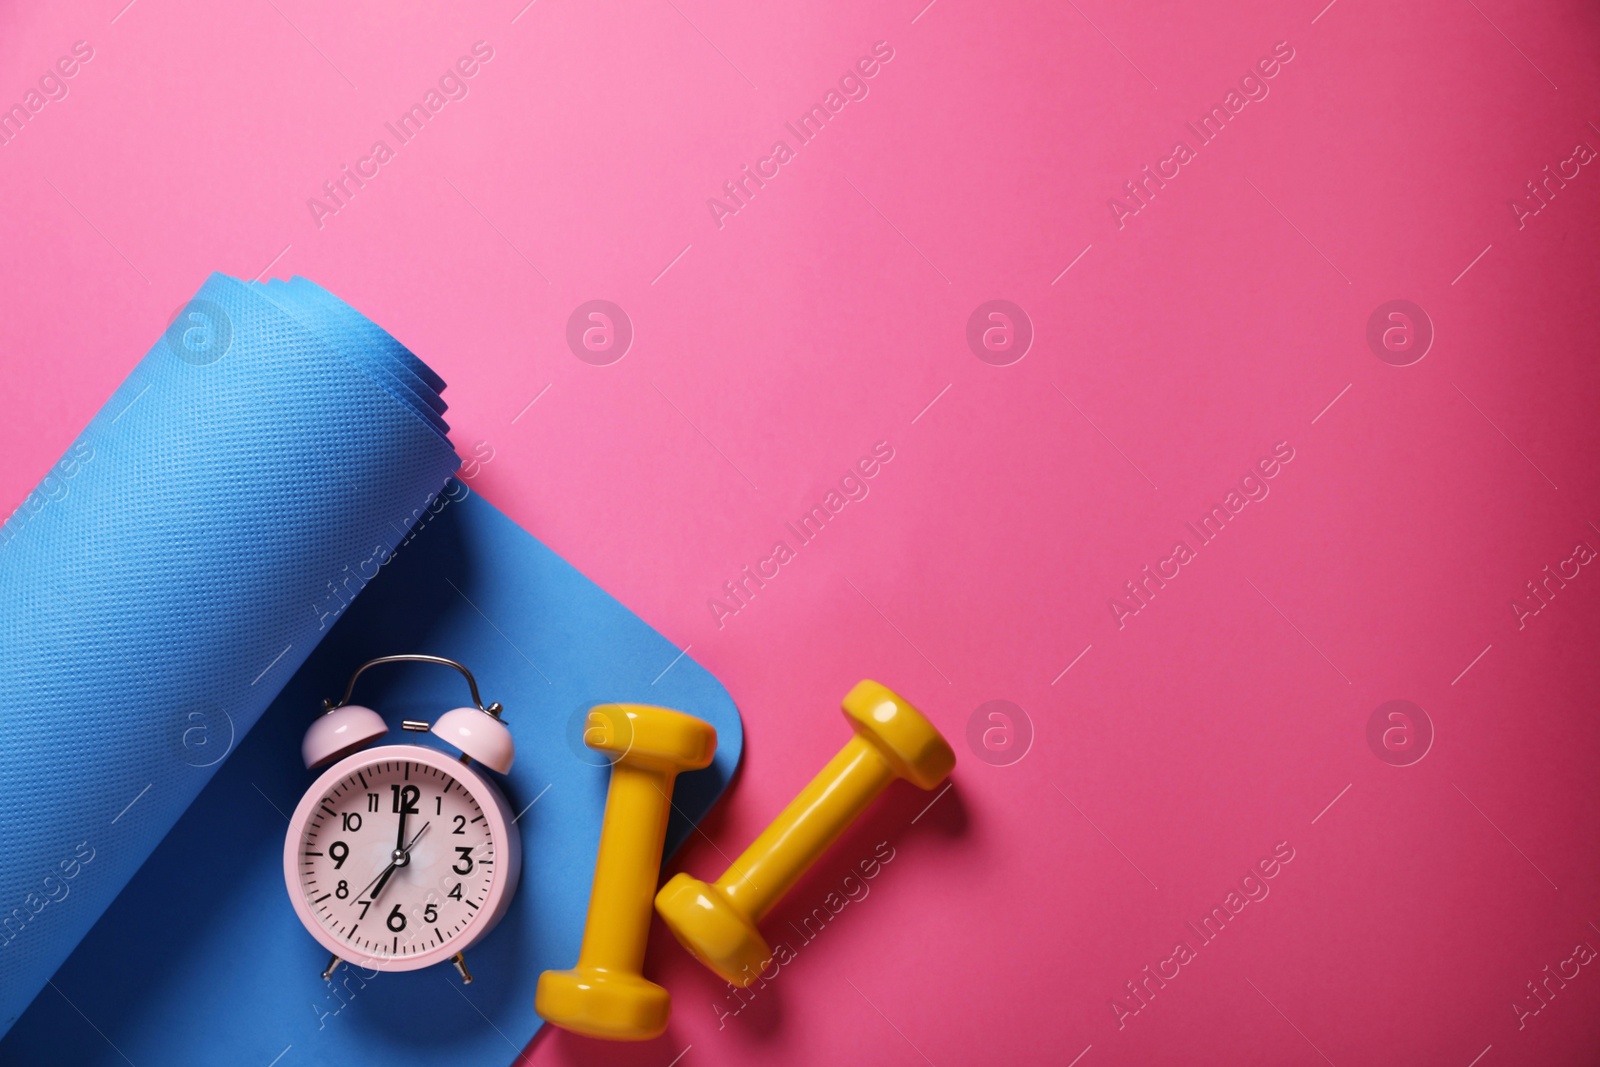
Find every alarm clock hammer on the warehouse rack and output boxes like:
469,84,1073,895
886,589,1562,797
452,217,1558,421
282,654,524,986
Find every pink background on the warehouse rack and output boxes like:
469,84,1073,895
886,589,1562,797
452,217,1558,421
4,0,1600,1063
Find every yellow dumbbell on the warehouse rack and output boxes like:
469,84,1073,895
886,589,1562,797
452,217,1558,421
536,703,716,1040
655,680,953,987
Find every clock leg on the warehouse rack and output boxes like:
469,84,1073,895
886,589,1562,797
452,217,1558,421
451,951,474,985
321,954,343,981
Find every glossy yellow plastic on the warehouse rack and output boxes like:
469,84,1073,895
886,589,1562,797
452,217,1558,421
535,703,716,1040
654,680,954,987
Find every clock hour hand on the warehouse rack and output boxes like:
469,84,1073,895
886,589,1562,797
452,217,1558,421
358,821,431,903
355,858,396,903
364,861,398,903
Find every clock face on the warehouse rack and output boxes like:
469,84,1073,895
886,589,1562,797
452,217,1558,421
292,750,506,967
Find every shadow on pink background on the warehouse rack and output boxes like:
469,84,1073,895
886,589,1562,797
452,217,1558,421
4,0,1600,1063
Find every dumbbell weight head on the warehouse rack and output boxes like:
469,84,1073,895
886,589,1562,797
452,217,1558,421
840,679,956,789
580,701,716,769
535,968,674,1043
653,875,770,988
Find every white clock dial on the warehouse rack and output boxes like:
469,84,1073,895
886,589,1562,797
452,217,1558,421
296,756,498,962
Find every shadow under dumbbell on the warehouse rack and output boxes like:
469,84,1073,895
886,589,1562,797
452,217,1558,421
701,775,970,1041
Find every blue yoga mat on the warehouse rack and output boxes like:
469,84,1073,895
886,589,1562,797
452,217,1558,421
0,272,462,1035
1,485,742,1066
0,272,744,1063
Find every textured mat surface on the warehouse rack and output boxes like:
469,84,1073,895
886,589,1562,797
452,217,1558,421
0,486,743,1067
0,272,462,1033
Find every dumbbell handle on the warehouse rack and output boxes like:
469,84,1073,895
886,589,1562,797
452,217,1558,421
576,763,674,973
715,733,893,921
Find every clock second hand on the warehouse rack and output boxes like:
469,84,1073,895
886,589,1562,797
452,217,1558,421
355,821,431,903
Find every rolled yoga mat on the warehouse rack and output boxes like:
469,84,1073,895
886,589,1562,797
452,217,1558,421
0,272,461,1033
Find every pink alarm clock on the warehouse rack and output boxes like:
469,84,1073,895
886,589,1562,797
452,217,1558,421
282,655,522,984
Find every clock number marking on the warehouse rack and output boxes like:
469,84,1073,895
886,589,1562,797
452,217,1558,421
391,783,420,815
300,764,498,956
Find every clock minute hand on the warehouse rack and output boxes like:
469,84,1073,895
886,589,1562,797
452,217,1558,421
398,820,430,857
